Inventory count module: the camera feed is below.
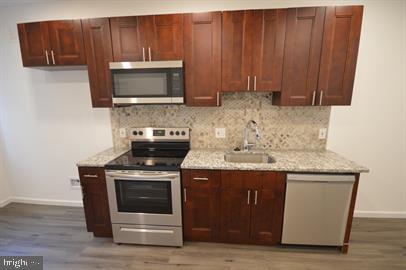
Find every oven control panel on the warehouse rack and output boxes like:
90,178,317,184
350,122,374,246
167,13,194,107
129,127,190,141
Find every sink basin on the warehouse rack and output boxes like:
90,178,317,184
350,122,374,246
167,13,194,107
224,152,275,164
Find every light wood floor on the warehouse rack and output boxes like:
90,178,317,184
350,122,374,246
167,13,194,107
0,203,405,270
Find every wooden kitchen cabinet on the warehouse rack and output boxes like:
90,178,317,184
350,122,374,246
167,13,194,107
78,166,112,237
220,170,285,245
18,20,86,66
181,169,286,246
184,12,222,106
273,6,363,106
82,18,114,108
182,169,221,241
111,14,183,62
222,9,286,92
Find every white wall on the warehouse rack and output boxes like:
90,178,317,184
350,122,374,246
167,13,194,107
0,0,404,216
327,0,406,218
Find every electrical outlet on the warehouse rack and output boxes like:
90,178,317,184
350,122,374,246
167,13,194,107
70,178,81,190
119,128,127,138
318,128,327,139
215,128,226,138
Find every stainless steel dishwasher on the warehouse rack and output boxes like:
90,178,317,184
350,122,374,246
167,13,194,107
282,174,355,246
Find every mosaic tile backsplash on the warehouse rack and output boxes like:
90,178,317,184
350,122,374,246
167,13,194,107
110,93,331,150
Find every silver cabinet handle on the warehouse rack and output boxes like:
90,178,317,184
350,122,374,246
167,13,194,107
319,90,323,106
247,76,250,91
193,177,208,181
216,92,220,106
254,190,258,205
148,46,152,61
51,50,55,65
142,47,145,61
83,174,98,178
254,76,257,91
312,90,316,106
183,188,187,203
247,190,251,205
45,50,49,65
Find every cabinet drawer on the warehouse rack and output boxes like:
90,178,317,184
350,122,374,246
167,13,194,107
78,167,105,182
182,169,220,188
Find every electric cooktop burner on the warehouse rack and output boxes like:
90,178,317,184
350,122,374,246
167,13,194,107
105,127,190,171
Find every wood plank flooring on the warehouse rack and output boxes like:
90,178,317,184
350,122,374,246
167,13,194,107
0,203,405,270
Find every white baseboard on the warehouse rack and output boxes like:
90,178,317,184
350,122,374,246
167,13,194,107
0,197,13,208
1,197,83,208
354,210,406,219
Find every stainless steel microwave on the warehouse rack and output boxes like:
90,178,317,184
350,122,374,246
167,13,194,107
109,61,184,105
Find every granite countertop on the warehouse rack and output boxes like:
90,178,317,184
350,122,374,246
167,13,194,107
181,149,369,173
77,147,130,167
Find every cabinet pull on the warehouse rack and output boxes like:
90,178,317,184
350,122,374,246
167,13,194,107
148,46,152,61
247,76,250,91
254,76,257,91
319,90,323,106
45,50,49,65
254,190,258,205
216,92,220,106
142,47,146,61
312,90,316,106
193,177,208,181
83,174,98,178
51,50,55,65
247,190,251,205
183,188,187,203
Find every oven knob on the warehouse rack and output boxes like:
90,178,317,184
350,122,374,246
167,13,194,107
139,131,144,136
175,131,180,136
170,131,174,136
181,131,186,136
133,131,138,136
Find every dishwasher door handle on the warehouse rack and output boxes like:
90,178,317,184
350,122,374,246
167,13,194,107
287,174,355,183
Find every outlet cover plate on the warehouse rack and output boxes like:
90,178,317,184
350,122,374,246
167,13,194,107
318,128,327,139
119,128,127,138
215,128,226,138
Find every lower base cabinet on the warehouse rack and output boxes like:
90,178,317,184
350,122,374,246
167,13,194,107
181,169,286,245
78,167,112,237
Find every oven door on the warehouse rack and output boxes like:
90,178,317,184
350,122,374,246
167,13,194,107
105,170,182,226
110,61,184,105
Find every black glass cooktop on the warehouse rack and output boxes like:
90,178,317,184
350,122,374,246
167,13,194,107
105,141,189,171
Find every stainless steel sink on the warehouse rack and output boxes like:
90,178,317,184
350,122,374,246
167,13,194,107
224,152,275,164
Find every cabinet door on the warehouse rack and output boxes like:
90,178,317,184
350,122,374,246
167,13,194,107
272,7,325,106
110,16,145,61
17,22,50,66
182,170,221,241
48,20,86,65
251,9,287,92
318,6,363,105
184,12,221,106
220,171,254,243
82,18,113,108
250,172,286,245
78,167,112,237
222,11,253,92
141,14,183,61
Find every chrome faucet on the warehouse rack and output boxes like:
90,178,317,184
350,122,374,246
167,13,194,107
243,120,261,151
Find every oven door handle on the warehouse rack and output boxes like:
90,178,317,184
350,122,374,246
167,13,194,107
106,172,179,180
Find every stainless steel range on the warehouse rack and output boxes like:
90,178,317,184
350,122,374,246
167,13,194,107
105,127,190,247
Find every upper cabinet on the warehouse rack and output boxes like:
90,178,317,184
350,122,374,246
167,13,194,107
273,6,363,106
18,20,86,67
110,14,183,62
184,12,222,106
82,18,114,108
16,5,363,108
222,10,287,92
